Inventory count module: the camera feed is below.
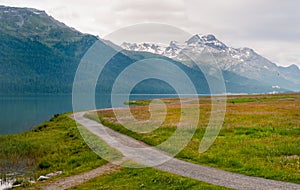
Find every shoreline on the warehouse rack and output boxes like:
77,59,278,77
1,92,299,136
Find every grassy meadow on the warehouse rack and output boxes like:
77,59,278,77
0,112,228,189
0,93,299,189
89,93,300,184
0,114,107,187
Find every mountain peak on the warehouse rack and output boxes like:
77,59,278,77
283,64,300,71
185,34,228,50
186,34,202,45
186,34,218,43
0,6,47,16
0,6,83,46
169,41,181,49
288,64,299,69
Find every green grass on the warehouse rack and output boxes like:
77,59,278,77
0,114,107,186
227,94,293,103
89,93,300,184
0,113,230,189
1,93,299,188
124,100,152,106
71,167,230,190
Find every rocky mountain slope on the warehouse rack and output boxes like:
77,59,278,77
122,34,300,91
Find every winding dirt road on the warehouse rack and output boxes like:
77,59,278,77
47,111,300,190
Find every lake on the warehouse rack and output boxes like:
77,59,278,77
0,95,73,135
0,94,179,135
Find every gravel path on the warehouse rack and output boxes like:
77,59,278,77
72,112,300,190
41,163,121,190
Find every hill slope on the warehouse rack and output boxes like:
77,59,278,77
0,6,287,95
0,6,97,94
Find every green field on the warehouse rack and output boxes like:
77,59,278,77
1,93,299,189
90,93,300,184
0,114,227,189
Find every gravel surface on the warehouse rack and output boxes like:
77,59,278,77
71,112,300,190
41,163,120,190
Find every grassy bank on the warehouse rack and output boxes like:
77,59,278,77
0,114,106,187
89,93,300,184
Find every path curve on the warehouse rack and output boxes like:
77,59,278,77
72,111,300,190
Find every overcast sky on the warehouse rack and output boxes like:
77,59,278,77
1,0,300,67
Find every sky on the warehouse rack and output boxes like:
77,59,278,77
1,0,300,67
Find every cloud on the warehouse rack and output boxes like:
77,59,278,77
185,0,300,41
112,0,184,12
106,0,188,32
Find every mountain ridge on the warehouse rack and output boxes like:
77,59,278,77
0,6,294,95
121,34,300,91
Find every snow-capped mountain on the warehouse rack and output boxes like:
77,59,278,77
121,42,167,55
185,34,228,51
121,34,300,91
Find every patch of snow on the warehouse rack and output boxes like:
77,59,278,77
232,54,241,59
32,11,42,15
268,91,279,94
272,86,281,89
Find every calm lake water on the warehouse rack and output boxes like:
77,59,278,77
0,94,178,135
0,95,73,135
